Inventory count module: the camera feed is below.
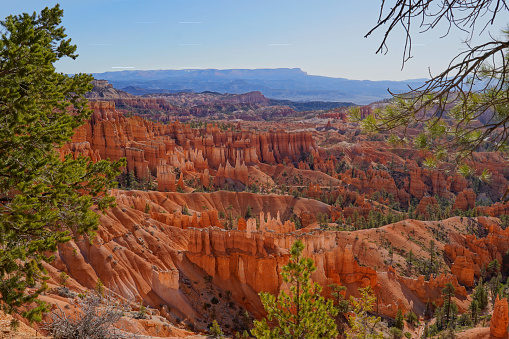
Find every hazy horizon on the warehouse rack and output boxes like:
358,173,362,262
2,0,507,81
91,67,430,83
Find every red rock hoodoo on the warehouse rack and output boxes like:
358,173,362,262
491,295,509,338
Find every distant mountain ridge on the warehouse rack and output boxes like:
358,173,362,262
85,79,135,99
121,86,195,96
91,68,427,105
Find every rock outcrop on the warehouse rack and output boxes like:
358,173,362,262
416,196,438,216
68,101,317,191
491,295,509,338
444,218,509,280
85,80,134,99
49,97,509,337
450,256,475,287
44,186,509,336
185,226,377,298
111,98,178,113
452,188,476,211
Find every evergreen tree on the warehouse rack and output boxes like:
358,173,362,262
252,240,338,339
405,311,418,327
389,327,403,339
329,283,350,315
395,309,404,330
434,306,445,330
346,286,384,339
442,283,456,326
125,170,139,190
329,283,350,335
469,299,480,325
472,279,489,311
488,273,504,306
209,320,223,338
458,312,473,327
487,259,501,276
245,205,253,219
0,5,123,324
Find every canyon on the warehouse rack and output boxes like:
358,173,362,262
22,98,509,338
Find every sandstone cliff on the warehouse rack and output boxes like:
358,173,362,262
66,102,317,192
47,191,509,331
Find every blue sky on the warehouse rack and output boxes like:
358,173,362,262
2,1,508,80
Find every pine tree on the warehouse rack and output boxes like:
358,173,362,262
361,1,509,179
209,320,223,338
389,327,403,339
252,240,338,339
329,283,350,315
488,273,503,306
245,205,253,219
434,305,447,331
126,170,139,189
405,311,418,327
442,283,457,327
469,299,480,325
472,279,489,311
395,309,404,330
346,286,384,339
487,259,501,276
0,5,124,325
329,283,350,335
